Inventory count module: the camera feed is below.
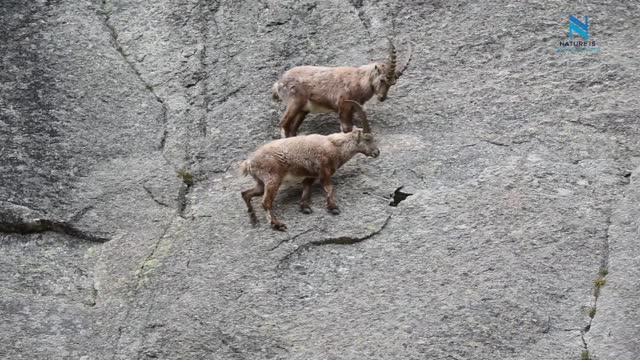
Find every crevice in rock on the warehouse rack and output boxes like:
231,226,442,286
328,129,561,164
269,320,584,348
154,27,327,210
579,207,612,358
279,215,391,265
111,216,177,358
347,0,371,37
0,218,110,243
157,107,168,150
602,209,612,270
113,325,125,359
87,280,98,307
69,204,95,223
211,84,249,105
213,162,233,174
100,0,169,151
197,115,208,138
175,166,195,218
407,169,430,188
268,227,314,251
566,119,603,133
1,200,47,214
362,190,395,203
194,1,220,138
454,40,498,57
175,168,195,217
177,183,192,218
197,59,209,137
481,138,510,147
137,219,173,284
142,183,171,208
265,18,292,28
389,186,412,207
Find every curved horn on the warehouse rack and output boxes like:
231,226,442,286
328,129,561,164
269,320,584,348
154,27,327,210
395,42,413,79
344,100,370,133
386,37,397,84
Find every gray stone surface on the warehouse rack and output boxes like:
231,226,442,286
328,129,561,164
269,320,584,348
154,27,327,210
1,0,639,359
586,165,640,360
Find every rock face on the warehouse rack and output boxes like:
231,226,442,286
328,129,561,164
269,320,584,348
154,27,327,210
1,1,639,359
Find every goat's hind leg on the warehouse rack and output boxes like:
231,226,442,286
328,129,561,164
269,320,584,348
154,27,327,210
279,99,305,138
321,175,340,215
299,178,314,214
289,111,309,137
262,177,287,231
338,99,354,133
241,177,264,225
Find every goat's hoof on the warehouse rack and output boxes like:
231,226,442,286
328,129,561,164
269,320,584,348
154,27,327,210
300,206,313,214
248,212,259,226
271,222,287,231
328,207,341,215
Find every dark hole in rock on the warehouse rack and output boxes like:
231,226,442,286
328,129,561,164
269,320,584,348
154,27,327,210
623,172,631,178
389,186,413,207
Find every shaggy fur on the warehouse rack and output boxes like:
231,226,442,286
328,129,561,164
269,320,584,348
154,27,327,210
241,102,379,230
272,40,411,137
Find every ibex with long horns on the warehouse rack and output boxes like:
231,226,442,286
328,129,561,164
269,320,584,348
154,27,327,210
272,39,411,137
241,101,379,231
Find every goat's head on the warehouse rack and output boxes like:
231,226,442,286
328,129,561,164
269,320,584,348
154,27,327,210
371,38,412,102
346,100,380,158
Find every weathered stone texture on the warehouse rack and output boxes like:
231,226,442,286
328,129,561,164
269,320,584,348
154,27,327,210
1,1,639,359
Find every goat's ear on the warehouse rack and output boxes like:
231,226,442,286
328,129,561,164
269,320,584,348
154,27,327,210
374,64,380,74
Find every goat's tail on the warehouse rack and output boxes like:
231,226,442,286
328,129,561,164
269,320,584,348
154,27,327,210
271,81,284,102
240,159,252,177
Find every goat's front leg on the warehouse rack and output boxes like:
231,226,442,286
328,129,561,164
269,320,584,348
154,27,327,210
289,111,309,137
321,176,340,215
338,99,354,133
299,178,315,214
262,177,286,231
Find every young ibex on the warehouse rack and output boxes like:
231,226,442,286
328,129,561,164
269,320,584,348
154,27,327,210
241,101,379,231
272,39,411,137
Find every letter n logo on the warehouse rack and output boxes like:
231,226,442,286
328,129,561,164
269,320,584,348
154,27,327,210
569,16,589,39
